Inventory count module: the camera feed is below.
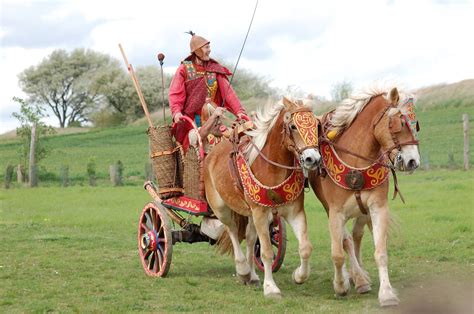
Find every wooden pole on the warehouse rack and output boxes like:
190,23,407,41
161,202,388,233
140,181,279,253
118,44,154,129
463,113,469,170
29,123,37,187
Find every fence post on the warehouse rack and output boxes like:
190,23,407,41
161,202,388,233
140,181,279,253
60,165,69,187
17,164,24,183
29,123,38,187
422,153,430,170
4,165,14,189
145,162,154,181
109,165,118,186
463,114,469,170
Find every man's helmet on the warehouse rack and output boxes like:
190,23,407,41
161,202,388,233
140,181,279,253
187,31,210,53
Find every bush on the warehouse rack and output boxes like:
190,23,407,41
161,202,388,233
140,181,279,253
91,109,125,128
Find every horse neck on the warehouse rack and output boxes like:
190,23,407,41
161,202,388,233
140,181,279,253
251,117,293,183
335,96,387,165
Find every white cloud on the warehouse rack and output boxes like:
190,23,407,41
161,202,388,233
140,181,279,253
1,0,473,133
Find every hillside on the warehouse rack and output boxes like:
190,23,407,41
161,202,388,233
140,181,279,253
0,80,472,184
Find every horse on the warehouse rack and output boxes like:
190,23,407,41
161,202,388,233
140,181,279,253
204,97,321,298
309,86,420,306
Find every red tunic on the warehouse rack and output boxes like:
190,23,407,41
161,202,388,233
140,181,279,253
169,58,245,146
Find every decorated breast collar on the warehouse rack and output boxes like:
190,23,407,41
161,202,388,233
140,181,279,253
236,153,304,207
321,141,389,190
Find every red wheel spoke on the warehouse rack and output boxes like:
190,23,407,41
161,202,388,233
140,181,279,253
156,247,164,270
147,251,155,270
151,209,158,230
140,223,149,232
144,212,153,231
157,223,164,238
153,251,159,273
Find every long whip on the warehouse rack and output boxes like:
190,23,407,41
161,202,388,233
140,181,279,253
220,0,259,107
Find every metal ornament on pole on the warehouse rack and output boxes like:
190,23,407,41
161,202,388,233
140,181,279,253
157,53,167,124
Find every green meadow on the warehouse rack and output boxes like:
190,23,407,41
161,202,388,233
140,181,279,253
0,169,472,312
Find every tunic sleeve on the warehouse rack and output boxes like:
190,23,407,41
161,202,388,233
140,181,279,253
168,64,187,117
216,74,246,116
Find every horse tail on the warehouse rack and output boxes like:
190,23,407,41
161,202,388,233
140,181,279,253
365,212,400,237
388,212,401,236
215,212,248,256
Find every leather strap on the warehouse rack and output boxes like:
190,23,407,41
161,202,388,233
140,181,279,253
354,190,368,215
390,168,405,203
228,153,244,193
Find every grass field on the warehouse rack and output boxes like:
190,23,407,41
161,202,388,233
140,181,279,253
1,169,472,312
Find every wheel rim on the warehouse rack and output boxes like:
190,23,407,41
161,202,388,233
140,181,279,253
254,216,286,272
138,202,172,277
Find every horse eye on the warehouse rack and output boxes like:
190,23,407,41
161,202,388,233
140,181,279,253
290,124,298,130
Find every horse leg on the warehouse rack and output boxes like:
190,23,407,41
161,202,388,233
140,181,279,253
216,208,251,284
283,209,312,284
227,221,251,284
328,210,351,296
245,217,260,286
369,205,399,307
343,227,371,294
352,215,371,267
253,208,281,298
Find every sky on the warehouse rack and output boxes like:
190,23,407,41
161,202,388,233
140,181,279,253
1,0,473,133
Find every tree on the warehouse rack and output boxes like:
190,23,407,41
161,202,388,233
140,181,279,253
18,48,123,127
11,97,54,173
330,80,353,102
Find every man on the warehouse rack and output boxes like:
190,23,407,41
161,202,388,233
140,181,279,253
169,31,247,150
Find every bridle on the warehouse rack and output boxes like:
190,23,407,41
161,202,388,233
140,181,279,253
247,107,319,170
373,100,420,167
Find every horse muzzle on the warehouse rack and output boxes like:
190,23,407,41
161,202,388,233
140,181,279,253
300,148,321,171
394,151,420,173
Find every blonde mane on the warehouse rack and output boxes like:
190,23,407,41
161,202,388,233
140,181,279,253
330,85,415,132
244,99,285,165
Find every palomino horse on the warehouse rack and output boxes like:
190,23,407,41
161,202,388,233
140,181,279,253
204,98,321,298
309,87,420,306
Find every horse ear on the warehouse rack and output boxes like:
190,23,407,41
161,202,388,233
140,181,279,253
389,87,399,105
282,96,293,108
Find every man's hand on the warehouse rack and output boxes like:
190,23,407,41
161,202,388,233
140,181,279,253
211,107,226,118
173,112,183,123
237,112,250,121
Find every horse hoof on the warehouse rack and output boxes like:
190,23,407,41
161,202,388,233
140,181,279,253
335,291,348,297
237,273,251,285
380,296,400,307
264,291,282,299
356,284,371,294
247,279,260,287
292,268,309,284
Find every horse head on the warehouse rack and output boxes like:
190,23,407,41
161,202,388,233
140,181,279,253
281,97,321,171
373,87,421,173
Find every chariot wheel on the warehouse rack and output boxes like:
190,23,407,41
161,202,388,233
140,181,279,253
254,216,287,272
138,202,173,277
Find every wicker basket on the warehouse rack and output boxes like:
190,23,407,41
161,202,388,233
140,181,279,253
183,146,204,200
147,126,184,199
